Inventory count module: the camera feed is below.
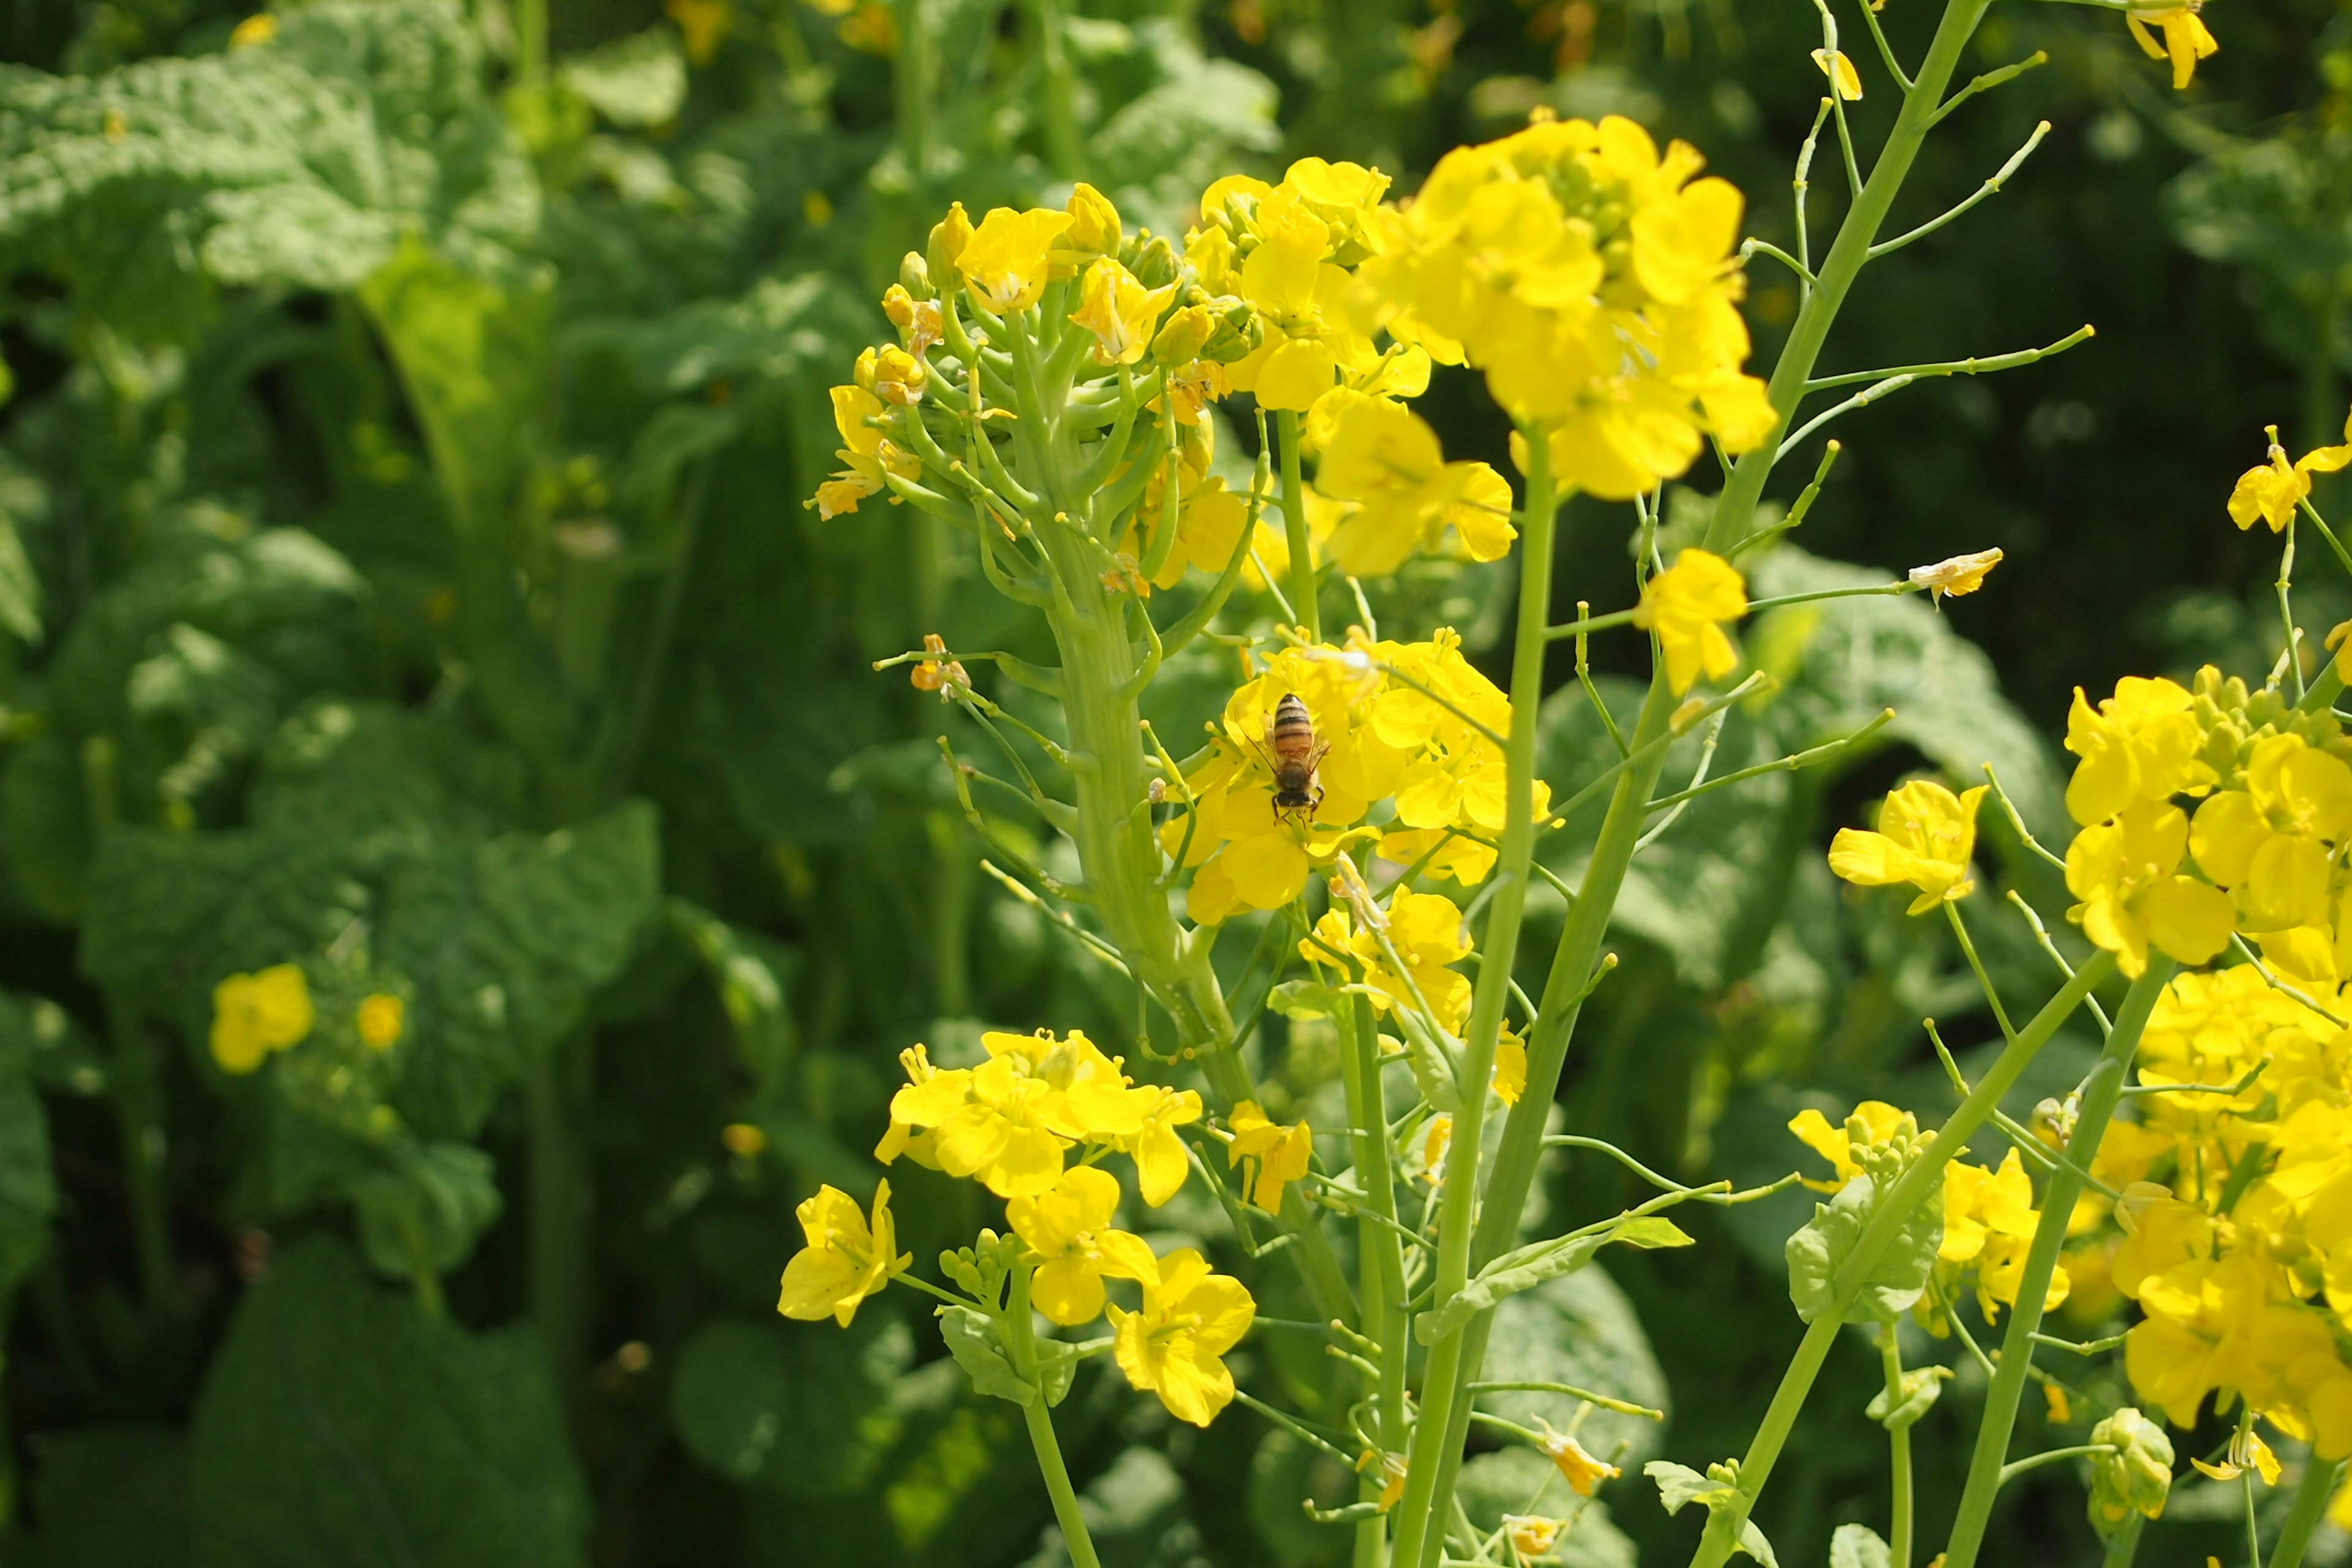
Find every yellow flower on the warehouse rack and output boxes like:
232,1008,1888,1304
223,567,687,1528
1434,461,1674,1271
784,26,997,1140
1071,257,1174,367
2062,676,2216,827
813,384,917,519
356,993,404,1050
1943,1150,2069,1321
666,0,733,64
1506,1515,1567,1559
2065,800,2236,979
2127,2,2218,91
211,964,314,1074
1306,886,1474,1035
1314,393,1515,576
1063,182,1123,257
1787,1100,1915,1192
1108,1246,1255,1426
1494,1027,1528,1107
1363,1449,1409,1511
1120,1085,1204,1207
855,344,928,406
1535,1419,1620,1495
1634,549,1746,695
960,206,1074,315
721,1121,767,1156
228,12,278,48
777,1180,910,1326
2046,1384,2073,1425
1006,1166,1158,1326
881,284,944,356
1812,48,1863,100
2193,1425,2281,1485
1909,548,2003,603
883,1029,1144,1198
2228,420,2352,533
1828,779,1987,914
1228,1099,1313,1211
2189,733,2352,932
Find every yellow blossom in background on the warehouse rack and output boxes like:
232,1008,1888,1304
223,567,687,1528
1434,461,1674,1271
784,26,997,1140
1313,392,1515,575
356,993,404,1050
666,0,733,64
2228,419,2352,532
777,1180,909,1327
960,206,1072,315
1634,549,1747,695
1941,1150,2070,1322
1108,1246,1255,1425
1072,257,1174,366
211,963,314,1074
228,12,277,48
1788,1100,1915,1191
2047,1384,2074,1424
1228,1100,1312,1210
2062,676,2216,827
2065,800,2235,978
2127,2,2219,90
721,1121,767,1156
1828,779,1987,913
1812,48,1863,100
1535,1419,1620,1494
1005,1166,1158,1325
1909,548,2003,603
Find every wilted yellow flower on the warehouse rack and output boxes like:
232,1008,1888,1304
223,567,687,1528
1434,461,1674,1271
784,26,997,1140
812,384,917,519
2193,1425,2281,1485
1535,1418,1620,1495
1109,1246,1255,1425
1828,779,1986,914
1634,549,1746,695
1227,1099,1313,1211
355,993,404,1050
1812,48,1863,100
2127,2,2218,90
881,283,943,356
960,206,1073,315
856,344,927,406
2228,420,2352,532
1909,548,2002,603
1006,1166,1158,1326
777,1180,909,1327
1071,257,1174,366
1506,1515,1567,1559
211,964,314,1074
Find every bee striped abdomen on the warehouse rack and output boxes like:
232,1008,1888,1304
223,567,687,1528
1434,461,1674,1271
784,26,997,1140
1265,692,1326,818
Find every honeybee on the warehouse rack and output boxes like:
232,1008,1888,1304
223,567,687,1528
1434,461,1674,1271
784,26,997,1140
1252,692,1330,822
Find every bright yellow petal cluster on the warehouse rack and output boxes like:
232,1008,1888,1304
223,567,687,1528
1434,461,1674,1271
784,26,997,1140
1108,1246,1257,1426
1311,391,1516,575
1074,256,1178,367
812,383,918,520
2126,2,2219,91
1787,1100,1918,1193
777,1181,910,1327
1305,886,1474,1035
1351,115,1774,499
1828,778,1986,914
1227,1099,1313,1212
1934,1150,2070,1325
211,963,314,1074
1006,1166,1159,1325
2228,418,2352,533
959,205,1072,315
877,1029,1175,1200
1632,549,1747,695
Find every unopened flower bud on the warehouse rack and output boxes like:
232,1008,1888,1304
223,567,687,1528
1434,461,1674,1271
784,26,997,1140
2088,1408,2173,1537
896,251,933,300
1065,182,1123,256
927,201,974,288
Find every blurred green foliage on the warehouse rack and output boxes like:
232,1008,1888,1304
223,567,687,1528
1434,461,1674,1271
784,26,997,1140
0,0,2344,1565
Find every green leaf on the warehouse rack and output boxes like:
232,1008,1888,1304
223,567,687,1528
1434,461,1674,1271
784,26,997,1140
938,1305,1036,1406
1830,1523,1892,1568
1785,1167,1944,1326
559,29,687,127
187,1236,589,1568
349,1140,503,1280
26,1425,189,1568
1645,1461,1777,1568
1418,1214,1692,1343
669,1315,914,1495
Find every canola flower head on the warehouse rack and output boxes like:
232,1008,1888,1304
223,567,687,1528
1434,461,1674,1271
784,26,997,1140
1788,1099,1918,1192
778,1180,910,1327
2228,417,2352,533
1633,549,1747,696
1005,1165,1158,1326
356,992,404,1050
1828,778,1986,914
1107,1245,1255,1426
879,1028,1154,1197
960,205,1072,315
228,12,278,48
211,963,314,1074
2064,799,2235,979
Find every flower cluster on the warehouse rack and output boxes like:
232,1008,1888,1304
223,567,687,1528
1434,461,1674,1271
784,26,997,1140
210,963,405,1074
1351,113,1776,500
1166,634,1548,922
782,1028,1270,1427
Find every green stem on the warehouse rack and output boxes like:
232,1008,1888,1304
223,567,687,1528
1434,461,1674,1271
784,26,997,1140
402,1215,447,1319
1025,0,1080,178
893,0,933,197
1277,410,1317,640
1940,959,2174,1568
1345,992,1410,1450
526,1040,592,1392
1702,0,1994,554
2269,1453,2346,1568
1008,1269,1104,1568
2100,1514,2145,1568
514,0,547,84
1390,435,1559,1568
1686,949,2116,1568
1883,1329,1913,1568
104,995,179,1316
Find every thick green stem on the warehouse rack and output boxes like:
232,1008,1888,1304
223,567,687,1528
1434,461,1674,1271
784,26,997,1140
1008,1268,1104,1568
1702,0,1994,554
1343,993,1409,1568
1275,410,1317,640
1686,951,2116,1568
1390,437,1559,1568
2270,1453,2346,1568
1882,1329,1913,1568
2100,1514,2145,1568
1941,960,2173,1568
526,1041,592,1392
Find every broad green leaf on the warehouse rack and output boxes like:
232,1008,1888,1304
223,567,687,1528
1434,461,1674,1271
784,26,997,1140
559,29,687,128
188,1237,588,1568
669,1315,914,1495
1418,1214,1692,1343
26,1425,189,1568
1830,1522,1892,1568
670,899,794,1088
1785,1167,1945,1326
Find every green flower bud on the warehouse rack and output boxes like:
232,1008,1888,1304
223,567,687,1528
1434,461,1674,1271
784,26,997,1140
2088,1408,2174,1538
899,251,933,301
